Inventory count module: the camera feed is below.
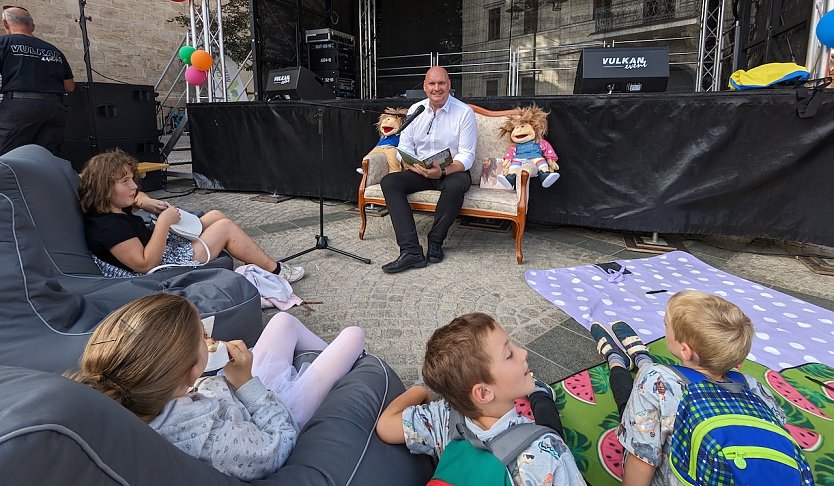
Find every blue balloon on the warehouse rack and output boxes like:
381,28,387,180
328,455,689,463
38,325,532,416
817,10,834,48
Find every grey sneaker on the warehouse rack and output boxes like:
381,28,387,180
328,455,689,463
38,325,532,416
278,263,305,283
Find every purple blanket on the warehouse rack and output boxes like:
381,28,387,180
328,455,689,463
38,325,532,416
525,251,833,370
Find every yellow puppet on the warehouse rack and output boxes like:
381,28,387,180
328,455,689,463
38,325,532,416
497,105,560,189
358,107,408,174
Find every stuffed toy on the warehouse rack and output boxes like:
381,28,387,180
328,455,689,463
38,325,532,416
496,105,560,189
357,107,408,174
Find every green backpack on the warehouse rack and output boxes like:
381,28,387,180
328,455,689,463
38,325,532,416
427,409,552,486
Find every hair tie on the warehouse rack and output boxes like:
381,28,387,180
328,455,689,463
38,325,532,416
101,372,133,406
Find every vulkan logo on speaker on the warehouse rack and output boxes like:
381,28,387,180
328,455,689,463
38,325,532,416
273,75,291,85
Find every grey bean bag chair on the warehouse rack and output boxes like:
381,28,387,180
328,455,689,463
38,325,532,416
0,145,262,372
0,356,433,484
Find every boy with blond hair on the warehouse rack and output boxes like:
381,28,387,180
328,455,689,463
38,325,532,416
376,312,586,485
609,290,812,486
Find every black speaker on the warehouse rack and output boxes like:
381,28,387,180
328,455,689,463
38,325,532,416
61,82,160,171
574,47,669,94
264,67,335,100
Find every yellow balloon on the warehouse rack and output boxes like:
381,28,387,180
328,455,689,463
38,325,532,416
190,50,213,71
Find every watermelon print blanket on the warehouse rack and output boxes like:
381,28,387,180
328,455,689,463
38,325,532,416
525,250,834,370
552,340,834,486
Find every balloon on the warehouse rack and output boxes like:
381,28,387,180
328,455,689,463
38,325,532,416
190,50,213,71
817,10,834,48
184,66,207,85
178,46,196,65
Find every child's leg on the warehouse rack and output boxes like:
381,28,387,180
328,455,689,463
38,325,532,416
609,366,634,416
251,313,327,383
290,326,366,427
528,385,565,440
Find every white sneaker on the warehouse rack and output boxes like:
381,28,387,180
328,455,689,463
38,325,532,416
542,172,560,188
355,167,364,175
277,263,305,283
496,174,514,189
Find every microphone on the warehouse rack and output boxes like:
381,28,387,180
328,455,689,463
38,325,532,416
395,105,425,134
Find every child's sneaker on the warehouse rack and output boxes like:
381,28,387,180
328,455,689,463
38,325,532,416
277,262,305,283
541,172,560,188
590,322,632,370
611,321,651,365
496,174,514,189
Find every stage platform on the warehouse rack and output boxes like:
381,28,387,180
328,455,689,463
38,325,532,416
188,91,834,246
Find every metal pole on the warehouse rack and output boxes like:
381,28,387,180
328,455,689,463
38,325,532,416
189,0,200,101
216,0,228,101
201,0,214,101
77,0,94,84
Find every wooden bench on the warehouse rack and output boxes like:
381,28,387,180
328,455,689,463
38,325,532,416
136,162,169,191
357,105,532,264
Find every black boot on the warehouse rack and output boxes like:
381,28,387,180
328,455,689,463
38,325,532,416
382,251,427,273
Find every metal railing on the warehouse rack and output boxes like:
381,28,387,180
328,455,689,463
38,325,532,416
595,0,701,33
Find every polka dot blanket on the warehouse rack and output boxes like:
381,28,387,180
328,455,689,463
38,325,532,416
525,251,833,370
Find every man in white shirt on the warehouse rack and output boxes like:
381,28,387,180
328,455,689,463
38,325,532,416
380,67,477,273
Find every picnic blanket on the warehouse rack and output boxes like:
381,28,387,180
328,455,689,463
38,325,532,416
525,250,834,370
552,339,834,486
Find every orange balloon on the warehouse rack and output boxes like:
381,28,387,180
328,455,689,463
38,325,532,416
190,50,213,71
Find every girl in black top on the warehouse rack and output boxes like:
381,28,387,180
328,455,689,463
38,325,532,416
79,149,304,282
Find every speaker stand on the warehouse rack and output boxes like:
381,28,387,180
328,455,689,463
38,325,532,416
281,108,371,265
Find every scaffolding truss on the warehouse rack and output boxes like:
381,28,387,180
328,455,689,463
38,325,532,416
696,0,726,91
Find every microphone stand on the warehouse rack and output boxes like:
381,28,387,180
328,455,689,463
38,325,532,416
280,104,372,265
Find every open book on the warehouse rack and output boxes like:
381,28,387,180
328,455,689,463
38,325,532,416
169,209,203,240
397,147,454,169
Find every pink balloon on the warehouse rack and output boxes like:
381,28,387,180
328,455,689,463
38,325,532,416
184,66,207,85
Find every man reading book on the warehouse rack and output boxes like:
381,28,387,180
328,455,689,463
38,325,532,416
380,66,478,273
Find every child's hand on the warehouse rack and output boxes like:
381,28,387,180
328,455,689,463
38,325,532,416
141,197,171,214
547,159,559,171
156,206,181,227
223,340,254,390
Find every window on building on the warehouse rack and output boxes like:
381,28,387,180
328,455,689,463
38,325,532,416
643,0,676,19
488,7,501,41
523,1,538,34
486,79,499,97
593,0,612,19
520,76,535,96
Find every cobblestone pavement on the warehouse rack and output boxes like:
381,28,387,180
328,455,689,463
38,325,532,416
148,174,834,386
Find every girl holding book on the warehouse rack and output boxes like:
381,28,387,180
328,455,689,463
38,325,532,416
79,149,304,280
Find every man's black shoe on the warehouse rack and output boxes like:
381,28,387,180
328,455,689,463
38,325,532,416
427,243,444,263
381,252,427,273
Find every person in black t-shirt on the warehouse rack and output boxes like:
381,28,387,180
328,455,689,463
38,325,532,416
0,6,74,155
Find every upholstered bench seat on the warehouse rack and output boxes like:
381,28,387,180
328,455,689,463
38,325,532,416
358,105,533,263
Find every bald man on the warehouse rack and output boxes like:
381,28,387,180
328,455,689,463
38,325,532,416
0,6,74,156
379,66,477,273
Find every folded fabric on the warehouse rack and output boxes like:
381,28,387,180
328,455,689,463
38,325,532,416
234,264,303,310
729,62,810,90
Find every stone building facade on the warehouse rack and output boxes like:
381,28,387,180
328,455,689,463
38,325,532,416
24,1,187,89
460,0,705,97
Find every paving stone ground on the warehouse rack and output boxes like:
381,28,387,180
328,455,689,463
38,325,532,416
149,150,834,386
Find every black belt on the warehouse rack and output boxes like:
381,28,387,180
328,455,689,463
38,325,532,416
3,91,63,101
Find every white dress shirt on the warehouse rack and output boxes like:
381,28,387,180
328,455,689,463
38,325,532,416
397,96,478,171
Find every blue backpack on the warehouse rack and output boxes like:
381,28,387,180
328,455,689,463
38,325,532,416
668,366,814,486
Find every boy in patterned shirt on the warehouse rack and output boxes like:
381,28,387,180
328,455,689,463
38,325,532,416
615,291,792,486
376,312,586,485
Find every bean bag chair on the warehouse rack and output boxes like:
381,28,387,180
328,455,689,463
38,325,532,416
0,145,262,372
0,356,433,484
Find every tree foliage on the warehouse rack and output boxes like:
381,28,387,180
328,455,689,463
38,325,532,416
170,0,252,66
